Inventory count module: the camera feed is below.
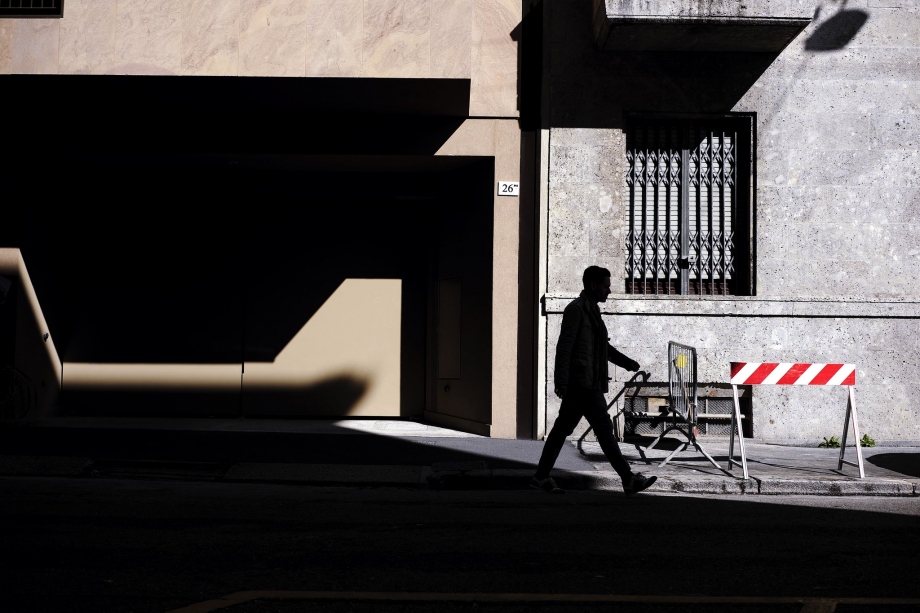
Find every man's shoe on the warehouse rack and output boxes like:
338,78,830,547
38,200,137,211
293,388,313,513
623,473,657,497
530,476,564,494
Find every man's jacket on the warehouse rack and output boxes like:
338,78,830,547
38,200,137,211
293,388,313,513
554,291,639,393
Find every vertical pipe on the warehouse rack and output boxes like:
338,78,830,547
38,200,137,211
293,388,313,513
626,130,636,294
642,126,649,295
692,124,700,296
680,124,689,295
720,131,726,295
707,129,714,296
731,128,738,296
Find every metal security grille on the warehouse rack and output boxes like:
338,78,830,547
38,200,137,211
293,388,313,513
623,397,749,437
0,0,62,17
668,342,697,426
625,119,748,295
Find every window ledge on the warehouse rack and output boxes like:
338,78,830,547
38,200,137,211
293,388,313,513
543,295,920,318
593,0,813,52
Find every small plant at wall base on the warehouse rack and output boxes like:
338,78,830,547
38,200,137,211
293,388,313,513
819,436,840,448
860,434,876,447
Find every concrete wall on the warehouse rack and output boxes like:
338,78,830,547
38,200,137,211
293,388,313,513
0,0,520,116
542,0,920,443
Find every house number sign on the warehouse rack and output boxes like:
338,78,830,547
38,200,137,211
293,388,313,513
497,181,519,196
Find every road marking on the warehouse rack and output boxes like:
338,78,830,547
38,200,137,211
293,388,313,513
166,591,920,613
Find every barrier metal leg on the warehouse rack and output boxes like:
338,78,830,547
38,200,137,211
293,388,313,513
692,439,725,472
728,384,749,480
659,440,689,467
651,418,725,472
646,420,673,451
837,386,865,478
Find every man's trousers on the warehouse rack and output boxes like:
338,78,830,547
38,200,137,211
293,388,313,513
535,387,632,481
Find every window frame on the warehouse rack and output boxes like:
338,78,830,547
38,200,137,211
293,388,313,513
623,112,756,297
0,1,64,18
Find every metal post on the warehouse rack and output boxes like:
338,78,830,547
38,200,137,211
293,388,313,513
838,391,851,462
729,384,749,479
837,386,865,479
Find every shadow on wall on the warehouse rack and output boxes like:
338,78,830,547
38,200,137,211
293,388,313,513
4,151,496,421
804,4,869,51
241,374,369,416
547,1,783,129
57,373,369,420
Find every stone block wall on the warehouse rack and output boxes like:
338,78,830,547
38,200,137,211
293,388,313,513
543,0,920,442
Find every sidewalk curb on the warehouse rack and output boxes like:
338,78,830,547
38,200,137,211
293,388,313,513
425,468,918,497
0,456,916,496
0,455,91,477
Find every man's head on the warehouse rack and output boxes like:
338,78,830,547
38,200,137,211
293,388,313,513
582,265,612,303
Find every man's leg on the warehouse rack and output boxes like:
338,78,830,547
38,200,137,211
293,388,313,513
582,391,632,482
534,393,584,480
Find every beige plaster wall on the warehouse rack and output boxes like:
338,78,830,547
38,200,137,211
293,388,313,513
0,0,520,116
243,278,402,417
61,279,402,416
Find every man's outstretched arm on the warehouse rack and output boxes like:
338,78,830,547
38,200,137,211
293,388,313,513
608,344,640,372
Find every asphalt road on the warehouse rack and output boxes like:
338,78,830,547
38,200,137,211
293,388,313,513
2,476,919,613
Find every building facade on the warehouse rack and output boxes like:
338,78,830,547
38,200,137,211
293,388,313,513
0,0,536,439
540,0,920,444
1,0,918,444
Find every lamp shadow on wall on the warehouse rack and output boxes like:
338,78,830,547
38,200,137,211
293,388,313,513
804,7,869,51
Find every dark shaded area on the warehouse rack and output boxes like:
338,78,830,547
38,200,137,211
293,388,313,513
0,421,586,470
515,0,543,131
553,50,778,129
425,169,495,429
513,0,543,439
2,470,919,613
0,75,498,425
64,375,370,420
19,158,246,365
516,128,537,439
231,600,803,613
1,75,468,155
548,1,781,129
597,19,812,53
867,453,920,479
805,9,869,51
0,76,494,422
24,156,494,419
0,277,15,369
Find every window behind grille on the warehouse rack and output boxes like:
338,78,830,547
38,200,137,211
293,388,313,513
0,1,63,17
625,116,753,296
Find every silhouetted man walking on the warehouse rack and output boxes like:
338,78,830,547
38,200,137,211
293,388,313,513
532,265,657,496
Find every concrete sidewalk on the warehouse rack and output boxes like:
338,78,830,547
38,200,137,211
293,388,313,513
0,417,917,496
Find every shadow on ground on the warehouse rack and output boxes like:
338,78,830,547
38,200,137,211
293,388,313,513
868,453,920,478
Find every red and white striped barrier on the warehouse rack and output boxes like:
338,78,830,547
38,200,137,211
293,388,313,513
730,362,856,386
727,360,864,480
